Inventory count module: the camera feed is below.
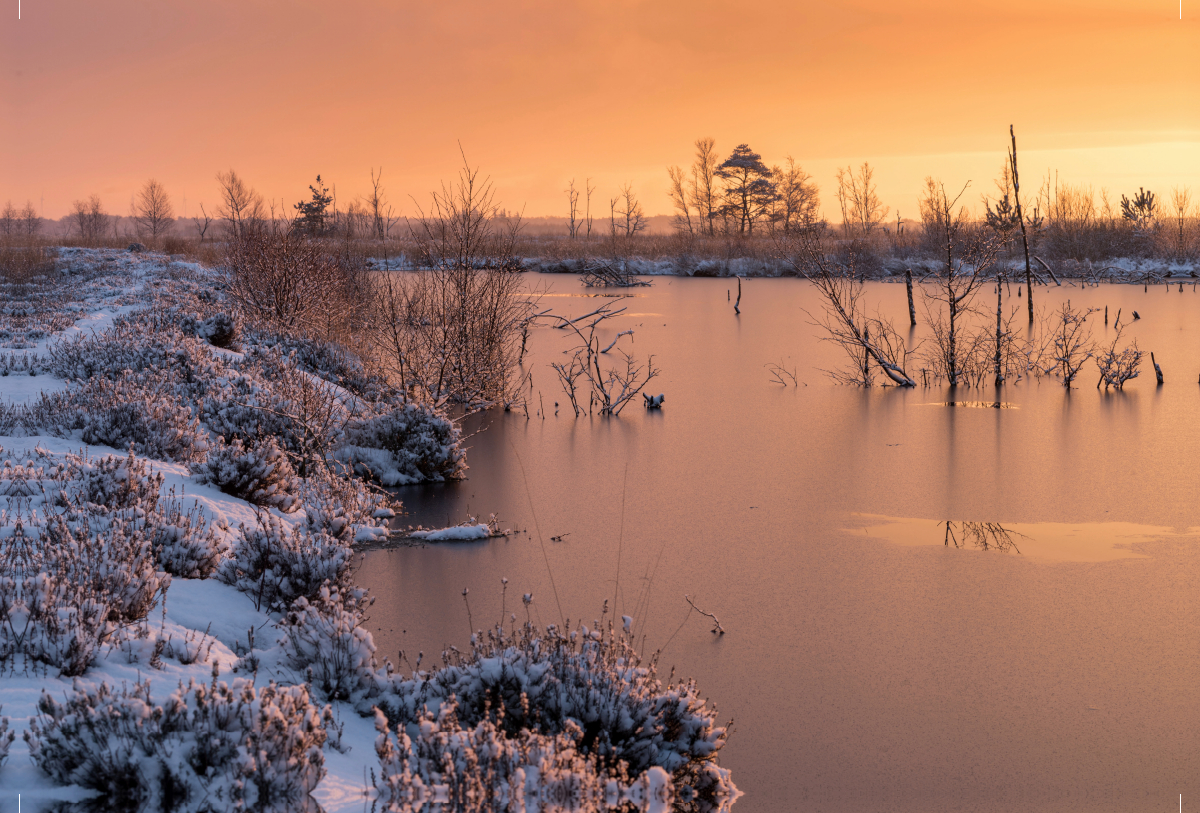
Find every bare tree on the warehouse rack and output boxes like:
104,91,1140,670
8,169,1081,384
836,162,889,238
584,178,595,239
781,233,915,387
70,195,108,245
1170,186,1192,261
550,303,659,415
407,147,523,271
133,179,175,240
688,137,719,236
1096,324,1143,390
0,202,14,237
775,156,820,234
1045,301,1097,387
614,183,648,238
364,167,397,241
566,179,582,238
193,203,214,243
1008,126,1036,323
216,170,266,238
666,165,694,235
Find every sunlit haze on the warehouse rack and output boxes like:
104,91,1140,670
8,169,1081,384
3,0,1197,220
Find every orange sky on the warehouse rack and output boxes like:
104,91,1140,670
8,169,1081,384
2,0,1198,222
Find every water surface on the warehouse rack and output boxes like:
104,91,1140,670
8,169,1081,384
362,275,1200,812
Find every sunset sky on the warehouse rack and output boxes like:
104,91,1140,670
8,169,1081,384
2,0,1197,222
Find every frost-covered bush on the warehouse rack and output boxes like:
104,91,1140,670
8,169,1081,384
201,311,238,349
370,618,734,807
149,497,224,579
25,677,327,812
0,514,169,675
48,323,227,399
66,448,162,515
373,701,675,813
279,583,376,702
296,469,393,546
59,373,207,463
40,513,169,625
217,513,351,613
194,437,300,513
336,403,465,486
0,708,14,767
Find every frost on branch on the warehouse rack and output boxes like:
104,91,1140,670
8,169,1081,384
25,677,327,813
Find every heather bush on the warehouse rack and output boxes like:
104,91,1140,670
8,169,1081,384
149,497,224,579
279,583,376,702
0,708,13,767
217,513,352,613
336,403,465,486
201,311,238,349
66,448,162,515
193,437,300,513
372,701,677,813
369,616,733,806
25,677,327,812
51,373,208,463
0,513,169,675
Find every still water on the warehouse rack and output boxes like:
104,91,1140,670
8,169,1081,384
362,274,1200,812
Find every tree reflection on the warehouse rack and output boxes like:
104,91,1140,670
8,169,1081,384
943,521,1025,553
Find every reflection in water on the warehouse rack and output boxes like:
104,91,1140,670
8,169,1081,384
942,521,1025,553
853,514,1198,562
919,401,1017,409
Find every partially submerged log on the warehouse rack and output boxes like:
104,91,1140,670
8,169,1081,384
579,262,650,287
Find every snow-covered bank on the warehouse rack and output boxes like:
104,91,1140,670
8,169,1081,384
0,248,739,812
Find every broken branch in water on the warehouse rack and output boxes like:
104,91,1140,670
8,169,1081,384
601,329,634,353
684,594,725,635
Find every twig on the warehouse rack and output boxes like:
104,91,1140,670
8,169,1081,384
684,594,725,635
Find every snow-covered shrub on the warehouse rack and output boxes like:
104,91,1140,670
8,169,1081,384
0,514,168,675
336,403,465,486
40,513,169,625
370,617,735,808
217,513,351,613
0,708,14,767
47,323,226,399
279,583,376,702
296,467,393,545
194,437,300,513
373,702,675,813
201,311,238,348
149,497,224,579
25,677,327,812
66,448,162,515
62,373,207,463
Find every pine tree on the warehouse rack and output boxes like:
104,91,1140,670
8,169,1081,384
293,175,334,236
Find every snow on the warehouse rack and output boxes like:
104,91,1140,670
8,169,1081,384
408,523,491,542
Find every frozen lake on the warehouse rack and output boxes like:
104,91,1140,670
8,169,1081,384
361,273,1200,812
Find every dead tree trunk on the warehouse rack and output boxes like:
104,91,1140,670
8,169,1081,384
1010,125,1034,323
1152,352,1164,385
994,281,1004,388
905,267,917,327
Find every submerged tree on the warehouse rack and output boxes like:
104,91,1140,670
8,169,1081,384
918,179,1002,387
782,233,915,387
